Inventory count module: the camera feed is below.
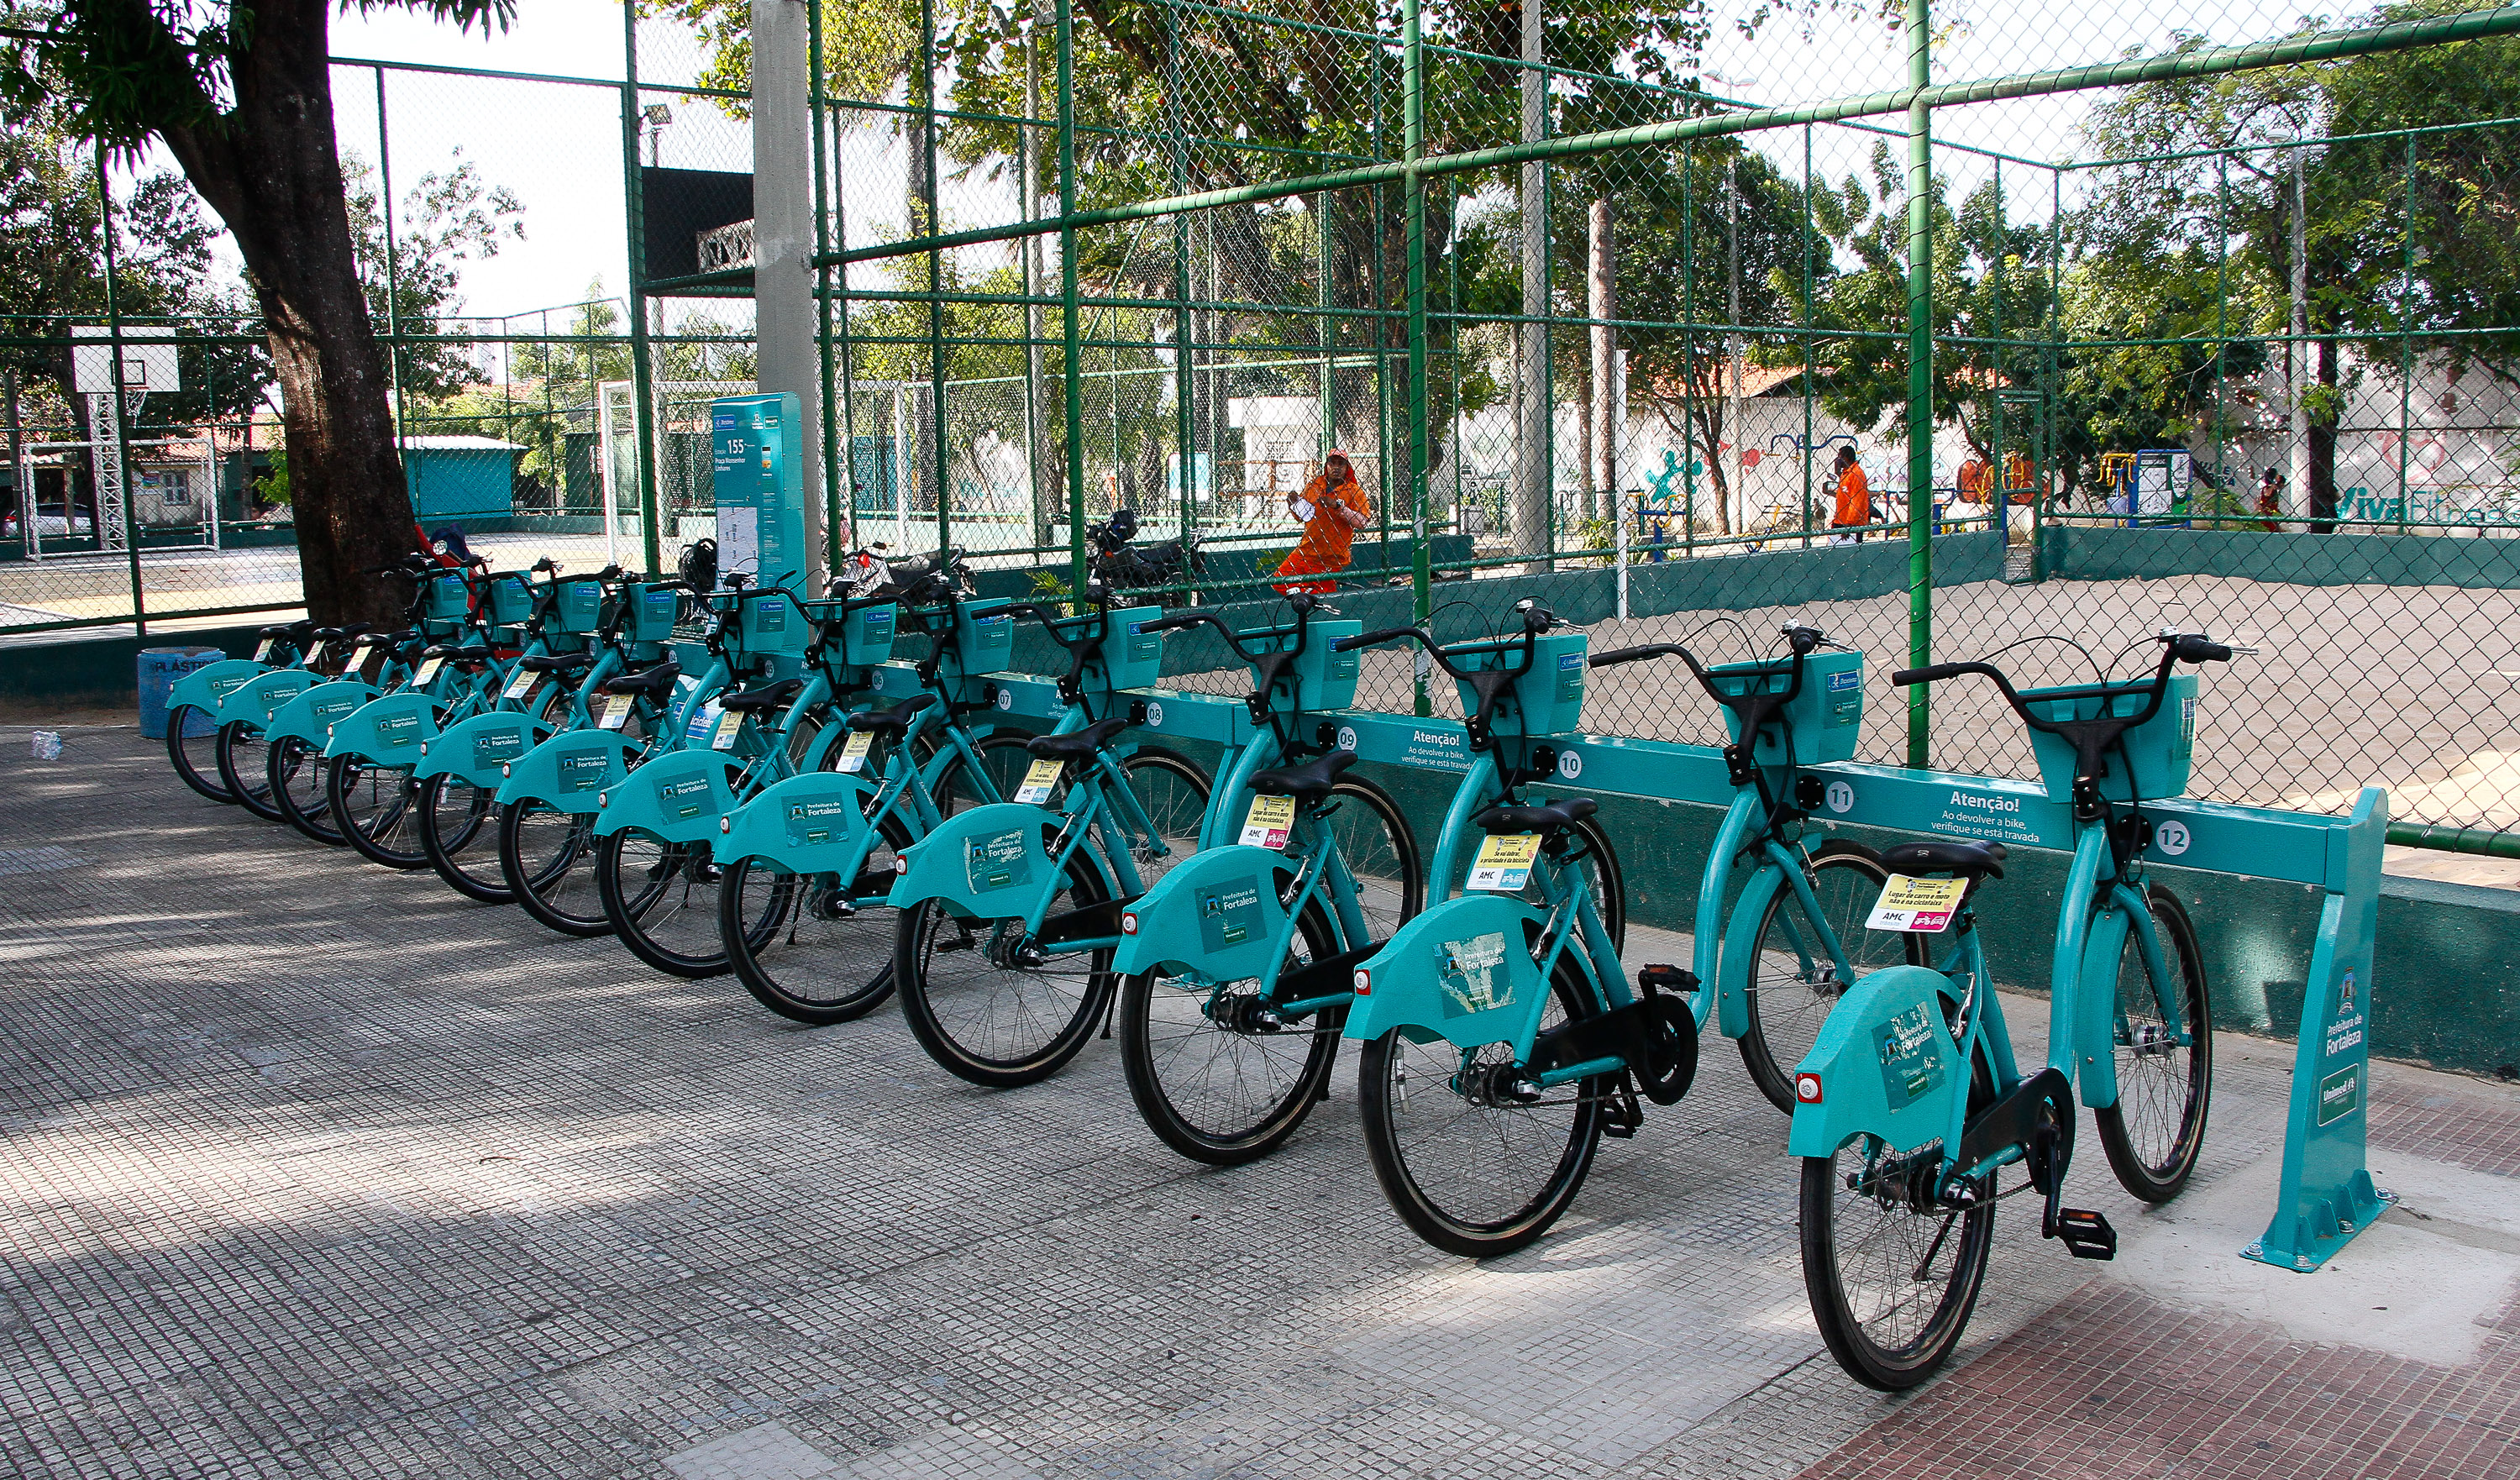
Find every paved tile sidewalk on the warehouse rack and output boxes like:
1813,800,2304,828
1,724,2514,1479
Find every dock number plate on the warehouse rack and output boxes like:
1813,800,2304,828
1866,874,1966,933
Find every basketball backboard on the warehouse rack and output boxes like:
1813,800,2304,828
71,325,180,394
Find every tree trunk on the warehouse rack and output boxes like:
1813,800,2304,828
152,0,411,626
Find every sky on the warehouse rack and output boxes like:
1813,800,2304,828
150,1,2309,328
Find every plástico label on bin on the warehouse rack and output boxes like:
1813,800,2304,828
558,750,611,794
375,713,421,750
965,828,1033,893
1875,1003,1948,1108
1197,877,1263,951
1437,932,1515,1018
472,727,528,769
785,798,855,848
656,776,712,820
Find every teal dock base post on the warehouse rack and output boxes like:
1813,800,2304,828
2243,786,2397,1273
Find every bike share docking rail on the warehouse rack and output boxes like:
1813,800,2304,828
927,657,2391,1276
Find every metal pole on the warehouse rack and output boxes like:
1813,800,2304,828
922,0,950,561
1058,0,1088,600
1903,0,1934,769
2399,134,2417,531
622,8,664,576
1802,124,1814,548
1515,1,1547,569
1168,5,1194,562
810,0,844,577
2289,142,2311,530
96,144,145,636
1404,0,1431,713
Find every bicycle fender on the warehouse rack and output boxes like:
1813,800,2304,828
2072,900,2137,1111
262,679,379,748
1342,894,1549,1052
591,748,742,844
218,667,318,728
169,658,267,716
495,728,642,811
1110,845,1299,982
414,710,549,787
1785,963,1963,1158
1714,865,1790,1039
322,690,439,764
884,801,1061,919
717,770,875,873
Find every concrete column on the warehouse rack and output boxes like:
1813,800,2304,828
1514,0,1548,565
753,0,827,586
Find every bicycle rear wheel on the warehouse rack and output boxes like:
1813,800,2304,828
598,827,772,979
1357,953,1608,1257
166,702,231,803
2092,883,2213,1203
269,736,342,844
214,722,279,817
1740,842,1927,1111
893,837,1117,1088
1118,902,1339,1164
328,754,429,869
500,799,608,936
419,774,506,902
1799,1134,1994,1391
721,814,913,1025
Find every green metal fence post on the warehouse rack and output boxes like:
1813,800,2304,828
810,3,843,575
1404,0,1432,721
1058,0,1088,601
621,9,664,578
1903,0,1935,770
95,144,145,638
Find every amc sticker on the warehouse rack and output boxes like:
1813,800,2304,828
1866,874,1966,932
1013,758,1063,805
1466,833,1541,892
596,695,631,730
709,709,745,751
836,730,876,774
1240,794,1297,851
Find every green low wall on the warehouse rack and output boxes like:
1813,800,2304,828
2048,522,2520,589
0,622,268,708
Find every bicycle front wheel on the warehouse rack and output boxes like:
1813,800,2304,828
500,799,608,936
2092,883,2213,1203
1740,842,1927,1111
720,814,913,1026
893,839,1117,1088
214,721,279,819
166,702,231,803
269,736,342,844
1321,774,1424,937
1116,748,1211,895
597,828,759,979
1118,903,1339,1165
1799,1132,1995,1391
328,754,429,869
1357,954,1608,1257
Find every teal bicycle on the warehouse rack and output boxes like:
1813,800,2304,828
165,619,323,803
206,622,374,819
1790,632,2229,1388
1107,594,1424,1162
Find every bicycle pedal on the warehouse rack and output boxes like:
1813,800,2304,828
1637,963,1699,998
1601,1081,1646,1138
2050,1206,2118,1261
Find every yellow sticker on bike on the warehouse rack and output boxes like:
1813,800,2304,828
1467,832,1542,891
502,667,540,701
596,694,629,730
836,729,875,773
1867,874,1967,933
709,708,745,751
410,655,444,688
1014,758,1063,805
1240,793,1298,850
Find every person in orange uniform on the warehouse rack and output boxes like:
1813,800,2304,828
1830,445,1872,544
1273,449,1373,595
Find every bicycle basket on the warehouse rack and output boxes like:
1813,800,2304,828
625,583,682,644
1085,606,1166,693
1705,648,1864,766
1237,618,1362,713
1447,631,1588,737
946,597,1016,679
423,572,470,622
2022,673,2197,805
486,575,535,628
738,588,808,655
551,578,606,635
833,601,899,667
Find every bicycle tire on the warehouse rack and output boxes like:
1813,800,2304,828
214,720,281,821
2092,883,2213,1203
1116,748,1211,895
1119,902,1340,1165
1739,841,1929,1111
500,798,610,937
418,772,506,903
1357,951,1609,1257
1320,774,1425,937
721,811,916,1026
596,821,769,979
328,753,430,869
166,702,232,803
892,834,1117,1088
1799,1049,1998,1391
268,735,343,844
